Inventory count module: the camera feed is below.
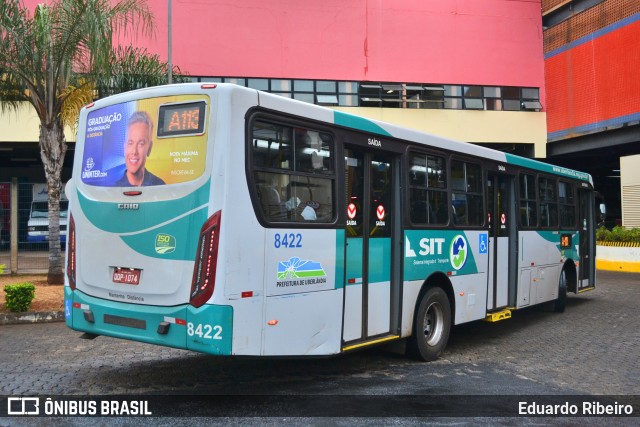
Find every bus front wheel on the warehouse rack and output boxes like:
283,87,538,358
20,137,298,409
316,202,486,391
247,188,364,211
407,286,451,361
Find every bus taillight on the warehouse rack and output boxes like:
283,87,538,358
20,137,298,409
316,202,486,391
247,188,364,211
66,213,76,290
190,210,221,308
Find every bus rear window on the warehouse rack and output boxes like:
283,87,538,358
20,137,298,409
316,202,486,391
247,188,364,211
81,95,209,187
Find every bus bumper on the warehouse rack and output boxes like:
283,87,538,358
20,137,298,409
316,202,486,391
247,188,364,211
64,288,233,355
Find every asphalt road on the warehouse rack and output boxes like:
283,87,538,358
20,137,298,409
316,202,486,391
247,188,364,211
0,270,638,425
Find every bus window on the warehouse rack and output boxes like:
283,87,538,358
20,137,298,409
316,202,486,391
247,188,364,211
539,176,558,228
451,160,483,226
559,181,576,228
519,173,537,227
251,121,335,223
409,153,447,225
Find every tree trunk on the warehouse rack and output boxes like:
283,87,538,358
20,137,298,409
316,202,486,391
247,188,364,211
39,119,67,285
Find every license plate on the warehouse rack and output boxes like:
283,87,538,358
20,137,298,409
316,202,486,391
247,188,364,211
112,267,141,285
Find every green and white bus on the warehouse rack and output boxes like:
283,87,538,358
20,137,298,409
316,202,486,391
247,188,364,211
65,83,596,361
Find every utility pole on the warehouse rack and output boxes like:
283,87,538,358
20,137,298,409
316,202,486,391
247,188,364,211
168,0,172,84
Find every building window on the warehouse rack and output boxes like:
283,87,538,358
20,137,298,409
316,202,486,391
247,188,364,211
202,77,541,112
317,81,337,93
293,80,314,92
463,86,484,110
223,77,246,86
464,98,484,110
317,95,338,105
294,93,314,104
248,78,269,91
484,87,502,110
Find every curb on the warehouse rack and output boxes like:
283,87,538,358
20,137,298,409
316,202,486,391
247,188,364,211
596,244,640,273
0,310,65,325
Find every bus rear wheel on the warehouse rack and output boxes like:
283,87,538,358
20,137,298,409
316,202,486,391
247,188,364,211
407,287,451,361
554,268,568,313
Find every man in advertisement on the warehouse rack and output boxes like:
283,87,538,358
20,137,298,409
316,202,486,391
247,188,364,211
115,111,166,187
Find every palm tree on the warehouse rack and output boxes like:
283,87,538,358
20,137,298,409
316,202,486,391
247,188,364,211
0,0,179,284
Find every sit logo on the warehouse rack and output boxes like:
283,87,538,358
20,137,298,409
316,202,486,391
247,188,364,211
449,235,468,270
405,237,445,257
405,234,468,270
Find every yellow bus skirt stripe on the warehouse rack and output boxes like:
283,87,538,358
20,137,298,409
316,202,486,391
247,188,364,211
596,259,640,273
342,335,400,352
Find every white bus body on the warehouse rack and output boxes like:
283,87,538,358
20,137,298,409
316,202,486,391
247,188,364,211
65,83,596,360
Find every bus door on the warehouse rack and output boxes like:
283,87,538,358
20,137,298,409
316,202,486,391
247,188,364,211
487,172,517,310
343,145,399,343
578,189,595,289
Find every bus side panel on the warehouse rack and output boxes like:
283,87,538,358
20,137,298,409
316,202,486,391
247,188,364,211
517,230,577,307
401,280,422,338
262,229,343,356
263,290,343,356
208,85,265,356
403,230,489,327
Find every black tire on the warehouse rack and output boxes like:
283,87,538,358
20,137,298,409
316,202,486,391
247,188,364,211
554,268,567,313
407,287,451,361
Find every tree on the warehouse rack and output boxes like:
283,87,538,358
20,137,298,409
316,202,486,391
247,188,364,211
0,0,184,284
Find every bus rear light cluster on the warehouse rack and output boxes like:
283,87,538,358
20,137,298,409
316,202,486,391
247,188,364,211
190,210,221,308
66,213,76,290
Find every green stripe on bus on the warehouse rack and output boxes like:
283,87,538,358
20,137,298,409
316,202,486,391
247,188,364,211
505,154,591,182
345,237,363,285
77,180,211,233
535,230,580,261
335,230,345,289
334,111,392,137
369,237,392,283
120,206,208,260
343,236,392,284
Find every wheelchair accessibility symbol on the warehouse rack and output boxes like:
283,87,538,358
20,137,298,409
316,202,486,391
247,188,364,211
479,234,488,254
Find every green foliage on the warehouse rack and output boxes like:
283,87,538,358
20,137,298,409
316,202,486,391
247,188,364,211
0,264,5,275
596,226,640,243
0,0,182,282
4,282,36,312
96,45,190,98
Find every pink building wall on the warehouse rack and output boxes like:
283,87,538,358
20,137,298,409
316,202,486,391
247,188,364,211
23,0,545,102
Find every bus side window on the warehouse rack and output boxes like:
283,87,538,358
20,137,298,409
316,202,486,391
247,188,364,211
519,173,537,227
451,160,483,226
409,152,447,225
256,173,288,221
251,121,336,224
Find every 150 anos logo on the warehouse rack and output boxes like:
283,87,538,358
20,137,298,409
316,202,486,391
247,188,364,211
155,234,176,254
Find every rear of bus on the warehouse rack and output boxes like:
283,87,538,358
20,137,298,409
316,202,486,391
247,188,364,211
64,83,257,356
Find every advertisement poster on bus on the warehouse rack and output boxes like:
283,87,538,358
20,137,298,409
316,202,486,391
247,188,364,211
80,95,209,187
